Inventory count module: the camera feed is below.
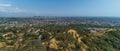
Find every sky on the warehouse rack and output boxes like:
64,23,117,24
0,0,120,17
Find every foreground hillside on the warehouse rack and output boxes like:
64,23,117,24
0,24,119,51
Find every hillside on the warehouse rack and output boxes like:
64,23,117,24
0,25,119,51
0,17,120,51
41,28,120,51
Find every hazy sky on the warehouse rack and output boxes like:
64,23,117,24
0,0,120,17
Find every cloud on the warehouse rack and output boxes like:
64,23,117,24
8,7,27,13
0,7,25,13
0,3,27,13
0,4,11,7
0,3,51,15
